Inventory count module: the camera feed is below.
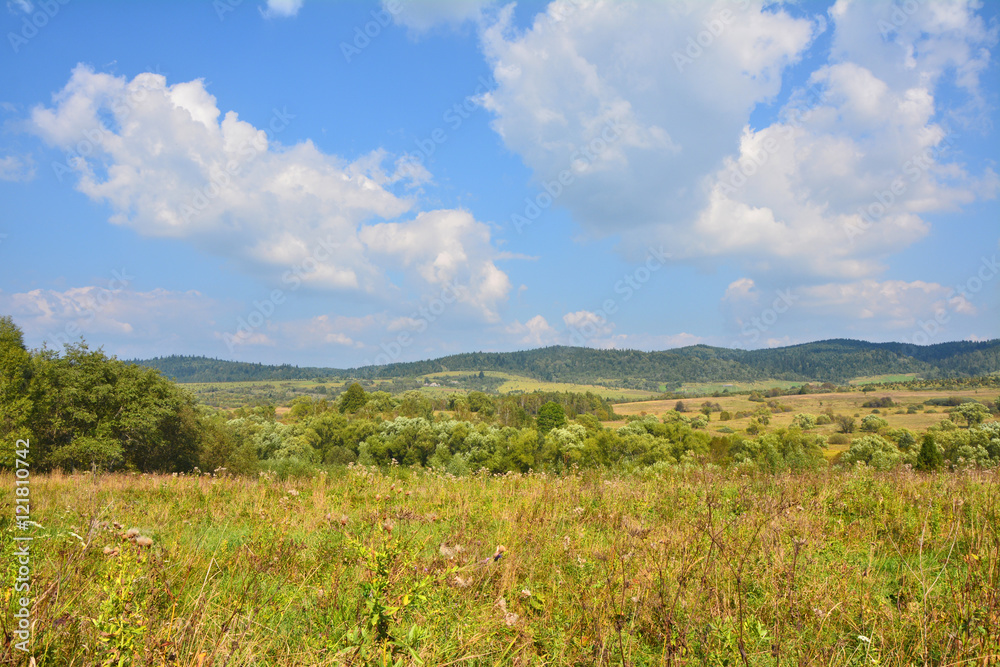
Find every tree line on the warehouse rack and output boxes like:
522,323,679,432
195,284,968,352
4,317,999,476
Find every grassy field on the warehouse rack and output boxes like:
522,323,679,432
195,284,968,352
614,387,998,459
3,468,998,665
671,380,807,395
420,371,660,401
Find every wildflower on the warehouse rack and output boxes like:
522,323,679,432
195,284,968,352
493,545,507,561
135,536,153,548
858,635,871,643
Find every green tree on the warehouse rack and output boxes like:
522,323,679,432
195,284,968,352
835,415,856,433
0,317,33,467
916,434,943,471
536,401,566,436
792,413,816,430
339,382,368,413
952,402,990,428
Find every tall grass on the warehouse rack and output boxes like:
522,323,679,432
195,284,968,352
2,466,998,665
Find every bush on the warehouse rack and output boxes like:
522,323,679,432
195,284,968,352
828,433,849,445
860,415,889,433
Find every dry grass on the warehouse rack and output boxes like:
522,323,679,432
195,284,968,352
3,467,999,665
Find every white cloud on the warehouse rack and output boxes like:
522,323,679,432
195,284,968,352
260,0,303,19
385,0,494,32
723,278,758,303
798,279,973,328
480,0,816,248
506,314,557,346
0,154,35,182
29,65,512,321
479,0,996,282
0,286,217,354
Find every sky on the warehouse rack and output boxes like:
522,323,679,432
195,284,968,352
1,0,998,368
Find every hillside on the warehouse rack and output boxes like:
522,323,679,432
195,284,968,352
132,338,1000,386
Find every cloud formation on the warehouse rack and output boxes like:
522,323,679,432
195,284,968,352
29,65,512,320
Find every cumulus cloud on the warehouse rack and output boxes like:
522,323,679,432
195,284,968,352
29,65,511,320
506,314,557,346
479,0,817,246
479,0,996,282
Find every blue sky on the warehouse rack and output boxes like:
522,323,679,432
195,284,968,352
1,0,998,368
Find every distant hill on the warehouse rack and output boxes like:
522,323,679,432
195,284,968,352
132,338,1000,386
130,356,340,383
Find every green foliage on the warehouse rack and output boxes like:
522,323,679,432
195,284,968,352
860,414,889,432
93,549,149,667
340,382,369,413
916,434,943,472
536,401,566,435
952,402,991,427
841,435,909,470
792,413,817,430
0,316,33,464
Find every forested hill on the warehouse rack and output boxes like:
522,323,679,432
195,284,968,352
133,339,1000,385
348,339,1000,385
131,356,340,383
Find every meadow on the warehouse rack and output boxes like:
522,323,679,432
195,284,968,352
3,466,998,666
614,387,999,459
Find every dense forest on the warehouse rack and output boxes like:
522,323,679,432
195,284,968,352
135,339,1000,386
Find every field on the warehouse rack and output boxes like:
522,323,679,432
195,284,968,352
4,467,999,666
614,387,998,458
421,371,660,401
